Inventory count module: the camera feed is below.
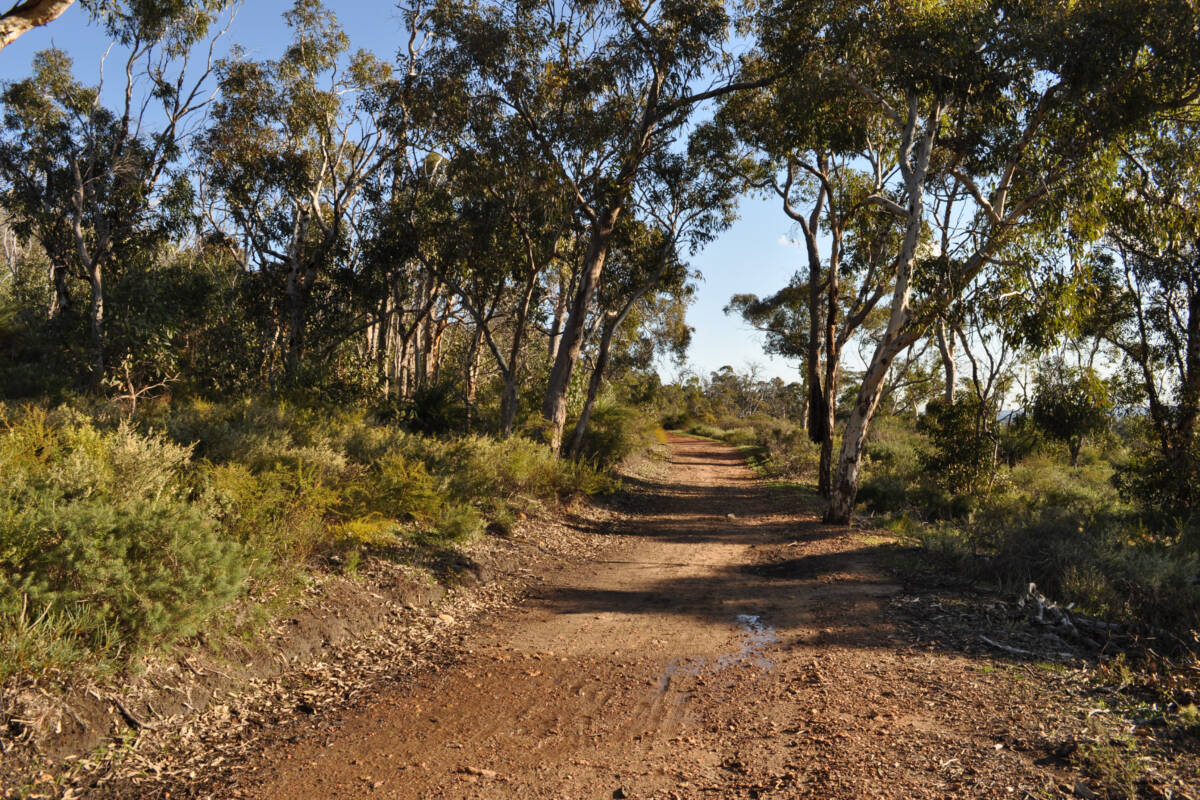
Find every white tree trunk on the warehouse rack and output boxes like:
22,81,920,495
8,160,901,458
0,0,75,51
825,92,942,524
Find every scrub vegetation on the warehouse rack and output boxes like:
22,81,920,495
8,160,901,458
1,0,1199,769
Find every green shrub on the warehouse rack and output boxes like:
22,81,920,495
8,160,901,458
659,411,689,430
721,426,758,447
917,396,1000,494
0,408,246,677
687,423,726,439
7,498,244,646
575,401,649,466
864,416,925,482
0,397,619,680
203,461,336,566
430,504,484,544
858,475,909,514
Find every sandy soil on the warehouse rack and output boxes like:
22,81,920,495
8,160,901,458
221,435,1147,800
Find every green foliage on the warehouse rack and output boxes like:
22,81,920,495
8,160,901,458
1032,363,1112,467
1114,442,1200,547
857,475,908,514
1074,719,1145,798
400,381,468,436
917,396,999,496
0,398,614,680
573,400,650,467
0,408,245,679
872,413,1200,641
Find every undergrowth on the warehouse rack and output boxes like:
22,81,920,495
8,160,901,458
0,399,615,682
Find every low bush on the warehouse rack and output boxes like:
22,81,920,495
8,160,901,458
870,421,1200,644
659,411,690,430
858,474,909,514
573,400,652,467
0,398,616,680
686,423,727,440
0,408,245,679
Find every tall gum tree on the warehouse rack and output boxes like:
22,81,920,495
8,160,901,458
0,3,232,383
718,50,906,496
753,0,1200,523
198,0,393,384
426,0,769,453
1101,114,1200,523
566,144,735,457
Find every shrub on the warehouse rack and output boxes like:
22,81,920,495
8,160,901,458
0,408,246,677
0,397,620,679
917,395,1000,494
659,411,689,430
721,426,758,447
858,475,909,514
575,401,650,466
7,499,244,647
687,423,726,439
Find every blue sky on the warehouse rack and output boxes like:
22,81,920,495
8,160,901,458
0,1,806,383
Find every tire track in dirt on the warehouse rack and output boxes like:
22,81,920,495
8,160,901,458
239,435,1088,799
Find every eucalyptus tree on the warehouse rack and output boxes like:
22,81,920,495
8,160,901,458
1101,114,1200,524
566,146,733,456
426,0,769,453
1032,360,1111,467
0,3,231,383
197,0,392,384
436,116,579,435
754,0,1200,523
717,66,903,496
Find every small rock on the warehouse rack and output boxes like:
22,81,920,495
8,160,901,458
613,789,629,799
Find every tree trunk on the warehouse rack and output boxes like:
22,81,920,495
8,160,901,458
817,318,839,497
797,373,810,435
0,0,75,51
936,318,957,403
817,231,842,497
49,263,71,318
548,271,568,363
87,259,104,383
824,92,940,525
542,210,618,453
805,268,825,442
567,320,616,459
283,259,306,382
464,323,482,429
500,280,538,437
824,332,916,523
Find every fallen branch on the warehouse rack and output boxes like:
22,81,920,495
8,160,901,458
980,635,1034,657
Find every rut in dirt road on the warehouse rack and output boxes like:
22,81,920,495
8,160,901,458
239,435,1091,800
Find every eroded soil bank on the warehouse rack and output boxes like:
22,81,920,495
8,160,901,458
30,435,1200,799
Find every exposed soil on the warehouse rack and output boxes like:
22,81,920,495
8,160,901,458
12,435,1198,799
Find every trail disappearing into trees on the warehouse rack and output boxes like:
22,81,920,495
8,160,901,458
241,436,1091,799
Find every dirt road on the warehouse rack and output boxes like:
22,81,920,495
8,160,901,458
238,435,1093,799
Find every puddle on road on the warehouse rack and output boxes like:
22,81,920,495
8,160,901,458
655,613,778,695
717,614,778,671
